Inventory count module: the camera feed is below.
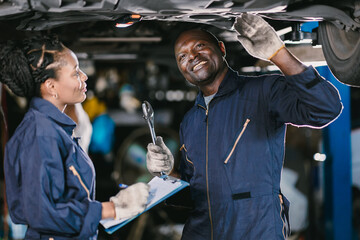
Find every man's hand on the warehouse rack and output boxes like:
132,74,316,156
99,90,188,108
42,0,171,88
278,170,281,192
146,136,174,176
110,182,150,220
233,13,285,61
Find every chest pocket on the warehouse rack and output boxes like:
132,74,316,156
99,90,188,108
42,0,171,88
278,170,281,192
68,165,90,198
224,118,250,164
66,144,92,199
180,144,195,181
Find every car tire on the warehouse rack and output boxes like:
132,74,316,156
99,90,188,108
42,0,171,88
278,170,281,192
318,21,360,87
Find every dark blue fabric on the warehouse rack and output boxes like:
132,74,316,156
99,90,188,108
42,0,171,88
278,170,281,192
179,66,342,240
4,97,102,240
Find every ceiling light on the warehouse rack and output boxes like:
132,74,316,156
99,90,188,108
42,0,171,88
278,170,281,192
115,14,142,28
116,22,135,28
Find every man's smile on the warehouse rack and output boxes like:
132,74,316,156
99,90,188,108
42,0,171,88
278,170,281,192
192,61,207,71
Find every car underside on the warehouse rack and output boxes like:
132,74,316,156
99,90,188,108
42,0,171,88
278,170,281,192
1,0,360,86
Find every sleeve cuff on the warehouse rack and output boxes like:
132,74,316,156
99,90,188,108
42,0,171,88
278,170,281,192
285,65,323,88
80,200,102,238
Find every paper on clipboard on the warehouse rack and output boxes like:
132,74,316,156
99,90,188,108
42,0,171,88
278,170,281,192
100,176,189,234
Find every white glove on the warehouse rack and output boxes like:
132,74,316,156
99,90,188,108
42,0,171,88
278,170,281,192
110,182,150,220
146,136,174,176
233,13,285,61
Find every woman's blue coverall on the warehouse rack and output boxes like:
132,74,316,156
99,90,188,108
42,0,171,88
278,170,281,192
4,97,102,239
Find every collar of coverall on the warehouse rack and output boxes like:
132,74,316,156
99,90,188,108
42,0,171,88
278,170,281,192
195,68,244,108
30,97,76,136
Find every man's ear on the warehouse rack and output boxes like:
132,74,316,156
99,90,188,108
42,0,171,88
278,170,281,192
219,41,226,57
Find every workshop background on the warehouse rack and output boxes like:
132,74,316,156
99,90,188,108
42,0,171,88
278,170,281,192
0,5,360,240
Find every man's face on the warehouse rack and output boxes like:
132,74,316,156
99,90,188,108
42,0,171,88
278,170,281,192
174,29,226,87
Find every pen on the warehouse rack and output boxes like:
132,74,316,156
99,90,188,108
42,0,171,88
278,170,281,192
160,173,168,181
118,183,128,189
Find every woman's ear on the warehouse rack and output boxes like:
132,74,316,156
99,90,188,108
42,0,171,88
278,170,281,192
41,78,57,98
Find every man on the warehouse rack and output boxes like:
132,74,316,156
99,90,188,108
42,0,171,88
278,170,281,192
146,13,342,239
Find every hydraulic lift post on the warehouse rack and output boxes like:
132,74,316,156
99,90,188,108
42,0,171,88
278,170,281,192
319,66,353,240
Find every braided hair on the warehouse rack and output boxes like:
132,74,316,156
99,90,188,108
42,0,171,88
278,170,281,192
0,35,65,98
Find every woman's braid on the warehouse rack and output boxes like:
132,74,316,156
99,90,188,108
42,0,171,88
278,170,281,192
0,35,64,98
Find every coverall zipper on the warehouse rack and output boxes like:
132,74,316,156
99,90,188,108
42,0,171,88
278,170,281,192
198,103,214,240
69,165,90,198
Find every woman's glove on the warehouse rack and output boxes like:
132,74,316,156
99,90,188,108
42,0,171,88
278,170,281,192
146,136,174,176
233,13,285,61
110,182,150,220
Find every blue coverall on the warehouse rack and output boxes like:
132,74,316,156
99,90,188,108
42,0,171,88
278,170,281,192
4,97,102,239
179,66,342,240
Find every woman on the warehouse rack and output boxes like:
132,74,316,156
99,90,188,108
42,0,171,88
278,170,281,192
0,35,150,239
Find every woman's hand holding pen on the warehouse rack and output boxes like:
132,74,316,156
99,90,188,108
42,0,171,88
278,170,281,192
146,136,174,176
109,182,150,220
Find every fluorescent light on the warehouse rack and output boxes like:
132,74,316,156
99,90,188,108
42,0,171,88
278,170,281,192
92,54,137,60
78,37,162,42
75,52,89,59
276,27,292,36
284,39,313,44
241,61,327,72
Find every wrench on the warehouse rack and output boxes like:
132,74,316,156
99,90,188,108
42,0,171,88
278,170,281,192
142,101,167,179
142,101,157,144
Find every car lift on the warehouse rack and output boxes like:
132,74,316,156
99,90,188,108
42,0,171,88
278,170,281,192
319,66,353,240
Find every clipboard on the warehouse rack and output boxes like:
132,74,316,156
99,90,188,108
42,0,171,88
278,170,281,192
100,176,189,234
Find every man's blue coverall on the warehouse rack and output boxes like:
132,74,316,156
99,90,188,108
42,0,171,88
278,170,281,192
179,66,342,239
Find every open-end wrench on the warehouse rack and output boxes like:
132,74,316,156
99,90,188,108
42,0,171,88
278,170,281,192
142,101,167,179
142,101,156,144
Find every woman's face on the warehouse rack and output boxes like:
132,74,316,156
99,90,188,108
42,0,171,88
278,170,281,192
54,48,88,105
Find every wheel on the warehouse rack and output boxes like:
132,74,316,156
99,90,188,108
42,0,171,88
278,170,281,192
318,21,360,87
